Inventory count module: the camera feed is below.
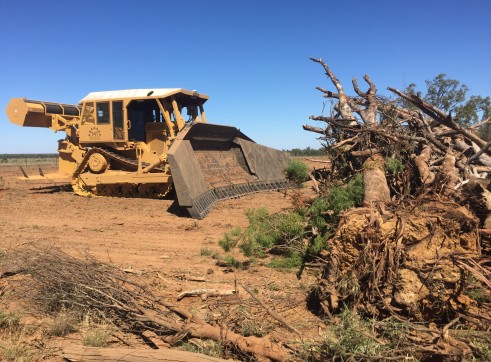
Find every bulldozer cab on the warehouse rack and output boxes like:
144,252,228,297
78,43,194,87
78,89,208,147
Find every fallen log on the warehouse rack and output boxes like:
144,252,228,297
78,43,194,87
177,288,237,301
61,346,228,362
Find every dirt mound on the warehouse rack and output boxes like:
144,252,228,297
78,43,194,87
314,200,480,322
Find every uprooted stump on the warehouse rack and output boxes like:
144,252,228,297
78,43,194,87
312,200,481,322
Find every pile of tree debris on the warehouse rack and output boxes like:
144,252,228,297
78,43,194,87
304,58,491,360
0,247,291,361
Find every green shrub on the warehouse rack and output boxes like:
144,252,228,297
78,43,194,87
309,197,330,230
267,253,303,269
218,227,241,252
385,157,404,174
347,173,364,206
324,173,364,220
306,234,328,258
218,208,305,258
243,209,305,257
326,186,354,216
223,255,241,268
468,286,487,304
322,308,386,358
286,159,309,184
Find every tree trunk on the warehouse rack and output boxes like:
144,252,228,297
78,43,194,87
442,152,459,195
363,154,391,206
414,146,435,185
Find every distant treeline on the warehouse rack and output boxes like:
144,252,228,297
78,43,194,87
0,154,58,159
285,147,325,156
0,154,58,164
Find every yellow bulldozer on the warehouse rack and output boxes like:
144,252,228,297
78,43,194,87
6,89,293,218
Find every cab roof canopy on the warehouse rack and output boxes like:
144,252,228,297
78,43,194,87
79,88,209,103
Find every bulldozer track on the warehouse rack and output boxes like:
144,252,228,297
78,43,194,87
71,147,166,196
187,179,297,219
71,146,294,218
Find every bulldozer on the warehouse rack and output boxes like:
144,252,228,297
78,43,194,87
6,89,293,218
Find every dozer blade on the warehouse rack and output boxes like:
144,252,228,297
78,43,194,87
167,123,295,219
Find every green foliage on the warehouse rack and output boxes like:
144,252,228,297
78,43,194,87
286,158,309,184
322,308,387,357
309,197,330,230
385,157,404,175
306,234,328,258
222,255,242,269
457,95,491,126
237,208,305,257
217,208,306,271
326,186,354,216
466,276,490,306
0,153,57,160
402,74,491,127
346,173,364,206
376,318,410,348
267,253,303,269
468,286,487,305
217,174,364,270
218,174,364,267
316,309,417,360
425,73,468,113
325,174,363,219
218,227,242,252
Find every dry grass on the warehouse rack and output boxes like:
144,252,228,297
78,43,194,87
82,325,113,347
0,311,20,329
48,311,78,337
0,337,30,361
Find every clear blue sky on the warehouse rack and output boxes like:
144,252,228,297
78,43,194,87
1,0,490,153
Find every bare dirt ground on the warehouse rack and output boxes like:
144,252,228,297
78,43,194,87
0,162,323,360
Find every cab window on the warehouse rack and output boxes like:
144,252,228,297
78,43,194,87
81,102,95,124
96,102,110,124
